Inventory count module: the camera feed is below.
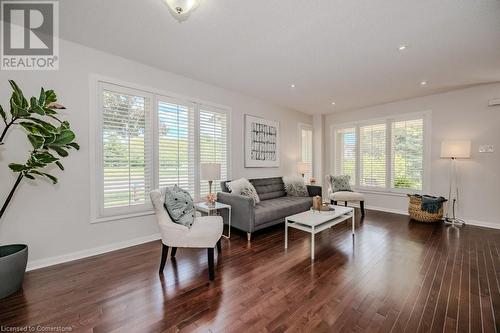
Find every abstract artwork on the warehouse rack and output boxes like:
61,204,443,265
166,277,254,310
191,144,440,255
244,115,280,167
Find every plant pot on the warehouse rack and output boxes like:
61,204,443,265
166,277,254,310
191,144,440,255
0,244,28,299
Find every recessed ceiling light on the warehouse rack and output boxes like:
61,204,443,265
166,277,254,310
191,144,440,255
420,81,427,86
290,84,296,88
398,45,408,51
331,101,336,105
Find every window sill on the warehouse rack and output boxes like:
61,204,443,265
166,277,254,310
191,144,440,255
91,210,155,224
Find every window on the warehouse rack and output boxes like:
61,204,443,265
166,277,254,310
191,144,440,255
333,127,356,184
199,107,229,197
100,84,153,216
332,112,428,193
360,123,386,188
157,98,195,196
93,80,230,221
299,124,313,180
391,119,424,190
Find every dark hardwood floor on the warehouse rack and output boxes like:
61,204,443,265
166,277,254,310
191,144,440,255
1,209,499,332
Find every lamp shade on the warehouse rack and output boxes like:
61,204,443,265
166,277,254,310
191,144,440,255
440,140,471,159
297,162,311,174
200,163,221,180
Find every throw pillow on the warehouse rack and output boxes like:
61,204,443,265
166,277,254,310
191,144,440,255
163,185,195,228
283,175,309,197
227,178,260,204
330,175,352,192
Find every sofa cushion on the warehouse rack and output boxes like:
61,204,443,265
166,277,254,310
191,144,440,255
227,178,260,204
254,196,312,226
283,175,308,197
250,177,286,201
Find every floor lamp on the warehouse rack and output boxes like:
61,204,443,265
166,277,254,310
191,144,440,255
440,140,471,227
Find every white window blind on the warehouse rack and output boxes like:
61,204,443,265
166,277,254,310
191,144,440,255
101,85,152,211
300,124,313,180
157,98,195,196
334,127,356,184
360,123,386,188
199,107,229,198
94,79,232,221
391,118,424,190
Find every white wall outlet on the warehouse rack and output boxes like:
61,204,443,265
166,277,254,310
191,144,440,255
479,145,494,153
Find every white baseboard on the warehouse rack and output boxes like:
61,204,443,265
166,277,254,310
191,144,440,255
27,233,161,271
348,202,409,216
348,202,500,230
466,219,500,230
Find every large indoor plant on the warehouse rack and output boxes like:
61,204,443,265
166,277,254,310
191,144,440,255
0,80,79,299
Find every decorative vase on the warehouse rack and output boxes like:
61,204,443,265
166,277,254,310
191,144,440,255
0,244,28,299
313,195,322,211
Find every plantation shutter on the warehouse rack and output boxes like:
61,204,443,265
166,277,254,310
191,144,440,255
199,106,229,198
334,127,356,184
157,97,195,197
300,125,313,180
101,85,152,210
360,123,386,188
391,118,424,190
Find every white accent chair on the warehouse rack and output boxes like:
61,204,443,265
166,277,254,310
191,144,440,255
150,188,223,280
326,175,366,216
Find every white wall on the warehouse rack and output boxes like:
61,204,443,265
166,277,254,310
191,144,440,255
325,83,500,228
0,40,311,266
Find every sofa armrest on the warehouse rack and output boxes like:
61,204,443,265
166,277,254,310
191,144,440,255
217,192,256,233
307,185,322,197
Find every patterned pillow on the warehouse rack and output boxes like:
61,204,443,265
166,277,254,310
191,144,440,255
163,185,195,228
227,178,260,205
330,175,352,192
283,175,309,197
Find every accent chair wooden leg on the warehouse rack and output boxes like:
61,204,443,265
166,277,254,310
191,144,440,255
170,247,177,258
345,201,348,207
217,239,222,253
159,244,168,273
360,201,365,217
247,232,251,242
207,248,215,281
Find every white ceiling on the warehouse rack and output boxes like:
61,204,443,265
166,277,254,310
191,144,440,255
60,0,500,114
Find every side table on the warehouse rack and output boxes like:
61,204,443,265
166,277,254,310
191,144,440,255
194,202,232,239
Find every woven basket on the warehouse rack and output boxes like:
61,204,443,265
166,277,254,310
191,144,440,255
407,195,445,223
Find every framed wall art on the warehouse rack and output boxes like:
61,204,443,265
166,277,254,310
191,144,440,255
244,115,280,167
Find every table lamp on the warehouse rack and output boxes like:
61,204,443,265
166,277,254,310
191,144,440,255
440,140,471,226
201,163,221,195
297,162,311,178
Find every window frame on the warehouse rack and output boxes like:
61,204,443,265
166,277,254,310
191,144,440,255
298,122,313,180
90,75,231,223
330,111,431,195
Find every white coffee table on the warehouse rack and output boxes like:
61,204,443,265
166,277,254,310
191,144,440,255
284,206,355,260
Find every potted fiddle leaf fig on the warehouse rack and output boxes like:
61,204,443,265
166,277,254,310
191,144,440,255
0,80,79,299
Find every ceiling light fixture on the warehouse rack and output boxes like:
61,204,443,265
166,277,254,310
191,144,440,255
398,45,408,51
420,80,428,86
164,0,200,20
290,84,296,88
331,101,336,105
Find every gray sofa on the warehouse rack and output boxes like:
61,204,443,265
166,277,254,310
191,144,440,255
218,177,321,241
